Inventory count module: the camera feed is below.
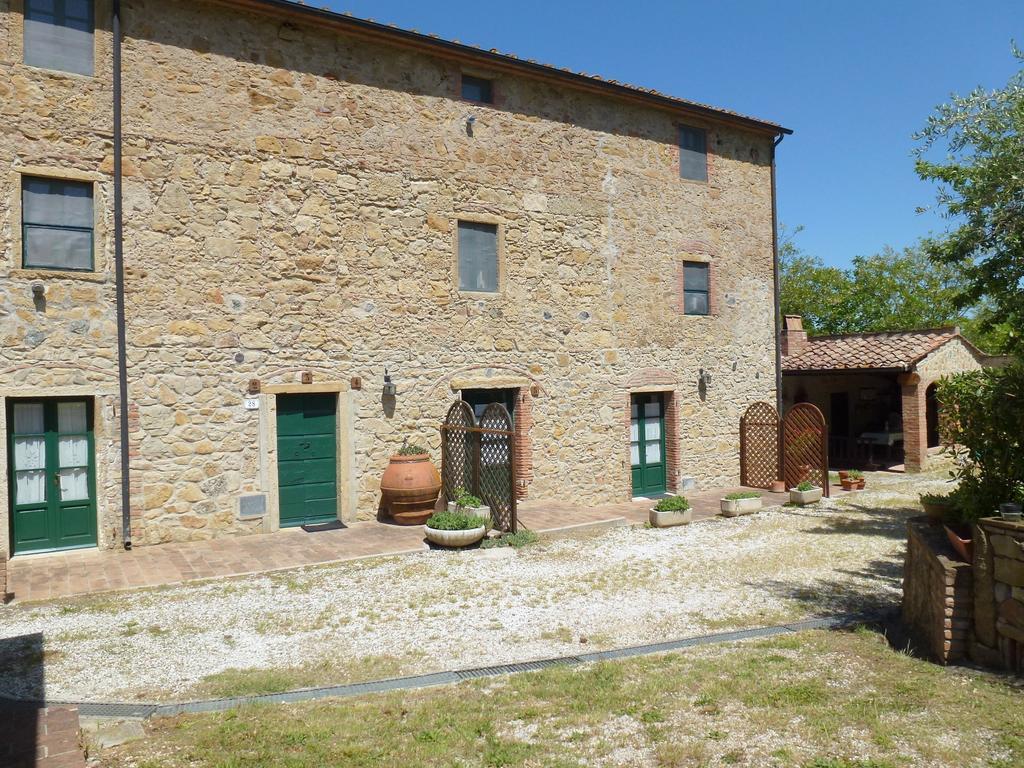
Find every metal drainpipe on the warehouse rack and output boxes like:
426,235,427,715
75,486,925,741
770,132,786,483
113,0,132,550
771,133,785,418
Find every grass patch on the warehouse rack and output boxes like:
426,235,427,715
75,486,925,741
190,654,413,699
100,628,1024,767
481,530,540,549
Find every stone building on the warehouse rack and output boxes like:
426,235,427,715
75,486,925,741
0,0,790,556
781,315,991,472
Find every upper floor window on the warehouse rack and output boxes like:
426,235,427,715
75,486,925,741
22,176,94,271
461,74,494,104
678,125,708,182
24,0,95,76
457,221,498,292
682,261,709,315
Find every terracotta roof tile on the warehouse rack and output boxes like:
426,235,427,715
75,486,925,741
782,328,960,372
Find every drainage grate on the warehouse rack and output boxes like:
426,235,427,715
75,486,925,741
14,611,881,718
455,657,583,680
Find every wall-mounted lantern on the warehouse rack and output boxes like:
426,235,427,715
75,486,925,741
382,369,397,398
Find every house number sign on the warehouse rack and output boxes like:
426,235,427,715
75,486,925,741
243,397,260,410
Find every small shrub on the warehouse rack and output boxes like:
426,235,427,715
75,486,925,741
396,443,428,456
919,492,954,506
725,491,761,500
796,481,816,492
654,495,690,512
480,530,539,549
846,470,864,480
938,366,1024,523
425,509,488,531
452,487,483,508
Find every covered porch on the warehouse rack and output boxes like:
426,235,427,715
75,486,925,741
779,316,980,473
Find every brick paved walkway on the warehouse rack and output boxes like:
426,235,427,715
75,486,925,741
0,705,86,768
6,485,797,604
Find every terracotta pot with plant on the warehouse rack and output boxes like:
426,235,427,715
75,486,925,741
380,443,442,525
920,493,955,526
840,470,865,491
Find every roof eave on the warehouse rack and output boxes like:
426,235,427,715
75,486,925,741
209,0,793,137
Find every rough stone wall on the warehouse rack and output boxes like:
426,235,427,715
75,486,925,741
916,337,986,384
973,518,1024,673
901,518,973,663
0,0,779,546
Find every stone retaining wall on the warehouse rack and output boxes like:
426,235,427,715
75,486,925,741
901,517,973,663
972,517,1024,672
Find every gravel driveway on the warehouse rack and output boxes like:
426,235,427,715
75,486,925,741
0,469,952,703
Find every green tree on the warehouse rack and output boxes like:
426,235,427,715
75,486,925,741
779,227,1009,351
915,48,1024,352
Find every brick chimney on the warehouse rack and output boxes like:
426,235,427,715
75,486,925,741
781,315,808,357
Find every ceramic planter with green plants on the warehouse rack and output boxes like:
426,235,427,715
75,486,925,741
840,470,865,491
424,508,489,548
446,487,491,521
649,495,692,528
720,491,762,517
790,481,822,506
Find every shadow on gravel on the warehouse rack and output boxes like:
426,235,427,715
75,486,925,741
779,503,918,541
750,557,903,618
0,632,44,767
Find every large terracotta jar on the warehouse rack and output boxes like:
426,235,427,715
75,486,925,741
380,453,441,525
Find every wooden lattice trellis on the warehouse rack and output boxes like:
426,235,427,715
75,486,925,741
440,399,518,532
739,401,780,489
782,402,830,496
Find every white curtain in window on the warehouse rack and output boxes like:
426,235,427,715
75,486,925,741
16,471,47,505
57,401,87,433
59,468,89,501
58,436,88,467
13,403,44,434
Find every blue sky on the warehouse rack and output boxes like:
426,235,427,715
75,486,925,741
320,0,1021,268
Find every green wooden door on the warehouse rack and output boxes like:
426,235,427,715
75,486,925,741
276,393,338,528
630,393,667,496
8,399,97,554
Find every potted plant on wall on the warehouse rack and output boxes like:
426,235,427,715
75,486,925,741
424,507,490,548
920,492,956,526
790,481,822,506
380,443,442,525
720,491,762,517
649,495,692,528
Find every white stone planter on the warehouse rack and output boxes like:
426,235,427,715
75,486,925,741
789,487,823,506
424,525,487,548
446,501,491,521
720,496,762,517
649,507,693,528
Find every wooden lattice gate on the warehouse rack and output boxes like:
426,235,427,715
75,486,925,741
782,403,830,496
739,401,780,489
440,399,518,532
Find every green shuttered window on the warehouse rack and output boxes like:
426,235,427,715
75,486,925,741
24,0,95,76
458,221,499,292
679,125,708,182
683,261,709,315
22,176,94,271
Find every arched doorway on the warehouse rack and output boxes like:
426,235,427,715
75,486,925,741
926,383,940,448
